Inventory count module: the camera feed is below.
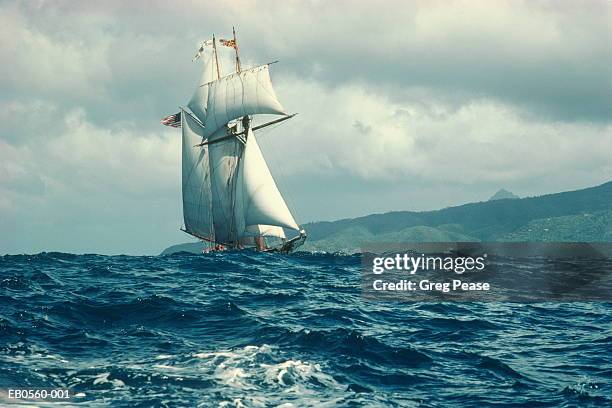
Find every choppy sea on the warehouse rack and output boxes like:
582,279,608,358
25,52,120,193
0,251,610,407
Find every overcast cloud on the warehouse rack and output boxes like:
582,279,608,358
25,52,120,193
1,0,611,254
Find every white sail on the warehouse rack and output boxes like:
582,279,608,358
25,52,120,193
181,109,213,239
190,64,286,137
208,127,244,244
246,224,286,239
187,49,216,121
178,42,303,250
235,129,300,234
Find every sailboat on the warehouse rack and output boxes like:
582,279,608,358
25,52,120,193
162,30,306,253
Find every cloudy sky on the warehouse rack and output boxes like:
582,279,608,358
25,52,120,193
1,0,611,255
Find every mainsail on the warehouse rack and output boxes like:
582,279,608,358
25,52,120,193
181,109,213,240
172,33,306,251
180,48,216,241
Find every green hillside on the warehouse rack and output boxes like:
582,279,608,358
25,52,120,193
501,210,612,242
301,181,612,252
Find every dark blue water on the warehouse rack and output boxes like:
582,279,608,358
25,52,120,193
1,251,610,407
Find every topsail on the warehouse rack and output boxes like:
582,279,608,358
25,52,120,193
188,64,286,139
187,55,216,121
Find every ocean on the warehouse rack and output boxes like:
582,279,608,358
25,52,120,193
0,251,610,407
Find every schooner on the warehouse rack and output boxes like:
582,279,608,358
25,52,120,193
161,30,306,253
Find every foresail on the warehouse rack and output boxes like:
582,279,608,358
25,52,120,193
181,109,213,239
191,64,286,138
235,129,300,234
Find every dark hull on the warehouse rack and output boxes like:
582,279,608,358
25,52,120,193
263,232,307,254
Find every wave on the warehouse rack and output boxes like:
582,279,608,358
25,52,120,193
0,251,610,406
274,328,432,368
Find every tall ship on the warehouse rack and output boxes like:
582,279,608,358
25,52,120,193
161,29,306,253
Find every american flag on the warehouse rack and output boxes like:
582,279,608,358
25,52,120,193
160,112,181,128
219,39,236,49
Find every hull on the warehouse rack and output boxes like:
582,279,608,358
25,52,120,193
263,231,307,254
201,231,307,254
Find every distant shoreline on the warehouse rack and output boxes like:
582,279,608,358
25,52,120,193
163,181,612,255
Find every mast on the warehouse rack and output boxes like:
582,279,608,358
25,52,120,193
212,34,221,80
231,27,244,247
233,27,241,73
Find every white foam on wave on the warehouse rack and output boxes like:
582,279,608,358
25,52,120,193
262,359,337,389
92,372,125,388
190,344,346,407
92,372,109,385
567,375,600,396
2,342,69,365
152,363,183,371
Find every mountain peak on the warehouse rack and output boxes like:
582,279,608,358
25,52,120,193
489,189,519,201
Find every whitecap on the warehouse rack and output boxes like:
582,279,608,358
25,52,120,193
92,372,110,385
190,344,346,406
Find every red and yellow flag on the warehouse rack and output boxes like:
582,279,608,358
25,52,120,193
219,39,236,49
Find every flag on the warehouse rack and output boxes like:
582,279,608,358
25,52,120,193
192,39,213,62
160,112,181,128
219,38,236,49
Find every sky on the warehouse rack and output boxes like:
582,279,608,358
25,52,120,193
1,0,611,255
